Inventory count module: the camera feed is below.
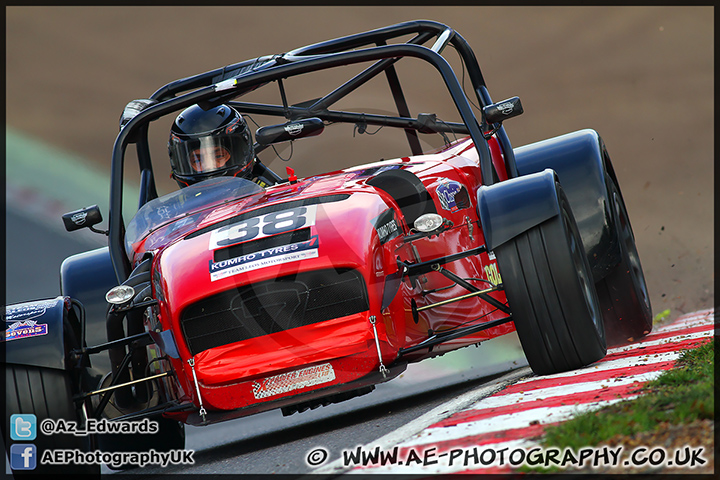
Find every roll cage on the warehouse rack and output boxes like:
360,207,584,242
110,20,519,282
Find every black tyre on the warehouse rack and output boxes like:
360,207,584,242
4,364,100,476
495,183,606,375
596,177,652,346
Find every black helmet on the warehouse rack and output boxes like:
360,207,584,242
168,104,254,187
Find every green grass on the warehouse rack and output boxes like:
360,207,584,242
542,338,714,449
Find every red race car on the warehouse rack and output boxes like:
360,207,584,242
4,21,651,473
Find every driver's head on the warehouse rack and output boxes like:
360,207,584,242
168,104,254,187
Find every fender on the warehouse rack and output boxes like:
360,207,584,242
513,129,619,280
477,169,560,251
60,247,118,373
3,297,72,370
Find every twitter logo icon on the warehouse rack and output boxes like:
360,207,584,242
10,414,36,441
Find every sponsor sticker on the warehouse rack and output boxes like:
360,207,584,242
252,363,336,399
436,178,470,212
3,300,56,342
372,209,400,244
4,300,56,321
3,320,49,342
284,123,304,136
209,236,319,281
70,211,88,226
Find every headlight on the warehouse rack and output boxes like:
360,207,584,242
414,213,444,232
106,285,135,304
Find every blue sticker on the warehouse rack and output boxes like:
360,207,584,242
436,179,469,212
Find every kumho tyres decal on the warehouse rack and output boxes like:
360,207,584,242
209,235,319,281
372,209,400,244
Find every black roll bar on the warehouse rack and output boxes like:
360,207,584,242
108,21,515,283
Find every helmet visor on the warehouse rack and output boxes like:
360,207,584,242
170,135,252,176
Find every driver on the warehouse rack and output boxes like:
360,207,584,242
168,104,255,187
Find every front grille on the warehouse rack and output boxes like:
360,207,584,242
180,268,369,355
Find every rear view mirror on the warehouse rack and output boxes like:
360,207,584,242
255,118,325,146
62,205,107,235
483,96,523,124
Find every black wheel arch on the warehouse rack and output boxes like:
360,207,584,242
513,129,622,281
476,168,563,252
61,246,118,374
4,297,76,371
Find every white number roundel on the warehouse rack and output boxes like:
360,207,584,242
209,205,317,250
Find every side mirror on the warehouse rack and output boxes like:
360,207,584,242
255,118,324,146
483,96,523,124
62,205,108,235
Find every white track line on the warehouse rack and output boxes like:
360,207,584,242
474,370,666,409
310,310,714,476
310,367,533,475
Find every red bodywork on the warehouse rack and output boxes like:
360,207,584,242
129,136,515,424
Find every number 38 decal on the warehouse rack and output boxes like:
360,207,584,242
209,205,317,250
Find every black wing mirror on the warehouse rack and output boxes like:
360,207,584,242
255,118,324,146
483,96,523,124
62,205,108,235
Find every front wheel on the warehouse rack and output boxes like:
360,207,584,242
596,177,652,346
495,182,606,375
3,364,100,476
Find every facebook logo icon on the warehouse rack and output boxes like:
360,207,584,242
10,414,37,440
10,444,37,470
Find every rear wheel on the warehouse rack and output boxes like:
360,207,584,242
495,183,606,375
596,177,652,346
4,364,100,476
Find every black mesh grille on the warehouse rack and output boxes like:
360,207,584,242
180,268,369,355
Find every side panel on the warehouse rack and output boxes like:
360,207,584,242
513,129,619,280
3,297,68,370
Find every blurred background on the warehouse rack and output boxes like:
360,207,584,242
6,6,714,322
